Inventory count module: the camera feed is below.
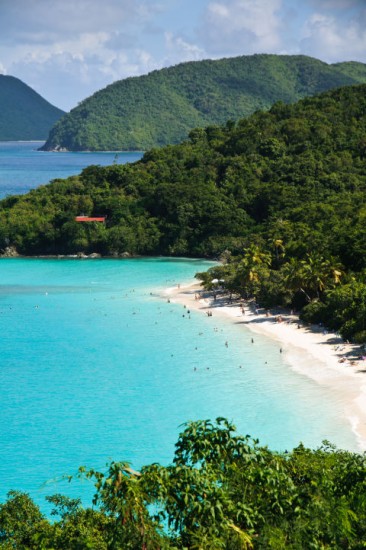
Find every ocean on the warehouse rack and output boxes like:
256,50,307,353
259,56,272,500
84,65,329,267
0,143,358,513
0,141,143,198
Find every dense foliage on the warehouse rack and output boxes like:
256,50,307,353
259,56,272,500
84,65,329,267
1,419,365,549
1,83,366,339
0,75,64,140
40,54,366,151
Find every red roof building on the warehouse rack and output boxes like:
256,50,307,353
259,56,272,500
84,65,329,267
75,216,106,222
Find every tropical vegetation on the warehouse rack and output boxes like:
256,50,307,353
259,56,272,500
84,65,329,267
40,54,366,151
1,418,365,549
0,75,64,141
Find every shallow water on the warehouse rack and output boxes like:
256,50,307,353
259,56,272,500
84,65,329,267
0,257,357,512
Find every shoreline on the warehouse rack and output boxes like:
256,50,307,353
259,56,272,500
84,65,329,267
164,282,366,452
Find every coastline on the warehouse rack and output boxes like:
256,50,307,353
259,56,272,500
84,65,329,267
164,281,366,452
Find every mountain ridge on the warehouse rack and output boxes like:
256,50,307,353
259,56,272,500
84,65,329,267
40,54,366,151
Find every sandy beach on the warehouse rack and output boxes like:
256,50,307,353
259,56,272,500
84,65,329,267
164,282,366,452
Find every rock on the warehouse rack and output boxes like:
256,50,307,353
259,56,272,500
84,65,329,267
1,246,19,257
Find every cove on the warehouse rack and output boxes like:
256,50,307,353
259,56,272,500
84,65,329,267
0,257,357,513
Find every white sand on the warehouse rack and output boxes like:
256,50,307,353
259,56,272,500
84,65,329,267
164,282,366,451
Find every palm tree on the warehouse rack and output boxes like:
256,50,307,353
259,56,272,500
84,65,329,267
235,244,272,297
282,254,344,302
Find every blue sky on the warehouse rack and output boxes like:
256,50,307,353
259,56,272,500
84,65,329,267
1,0,366,111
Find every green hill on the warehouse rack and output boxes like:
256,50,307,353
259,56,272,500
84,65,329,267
40,54,366,151
0,75,65,140
2,82,366,260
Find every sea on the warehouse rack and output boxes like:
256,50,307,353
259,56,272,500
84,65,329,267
0,141,143,199
0,142,359,513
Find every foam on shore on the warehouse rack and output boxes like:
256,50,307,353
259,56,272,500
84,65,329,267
165,282,366,452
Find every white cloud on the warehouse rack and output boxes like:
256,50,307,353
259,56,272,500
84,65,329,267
1,0,366,111
300,10,366,62
164,32,206,64
0,0,158,39
0,0,165,110
198,0,284,55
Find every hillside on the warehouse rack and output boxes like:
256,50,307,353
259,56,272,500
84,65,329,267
40,54,366,151
5,82,365,260
0,75,65,140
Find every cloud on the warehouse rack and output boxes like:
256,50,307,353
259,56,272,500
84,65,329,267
300,7,366,62
1,0,366,111
0,0,164,110
198,0,284,56
0,0,158,40
306,0,364,9
164,32,206,65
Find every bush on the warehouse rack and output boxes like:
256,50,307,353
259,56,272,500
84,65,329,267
300,300,328,325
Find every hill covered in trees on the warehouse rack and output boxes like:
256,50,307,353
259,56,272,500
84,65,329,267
40,54,366,151
0,75,65,140
1,83,366,340
1,418,366,548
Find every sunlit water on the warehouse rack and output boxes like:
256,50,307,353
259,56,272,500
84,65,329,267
0,258,357,513
0,143,358,514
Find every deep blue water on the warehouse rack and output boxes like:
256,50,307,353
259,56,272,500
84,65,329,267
0,143,359,514
0,141,143,197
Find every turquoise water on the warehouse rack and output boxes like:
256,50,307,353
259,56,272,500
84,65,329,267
0,141,143,197
0,258,357,513
0,143,359,512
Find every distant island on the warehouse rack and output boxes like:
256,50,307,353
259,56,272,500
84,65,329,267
40,54,366,151
0,75,65,141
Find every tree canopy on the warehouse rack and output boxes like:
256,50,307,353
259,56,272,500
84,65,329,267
1,418,365,549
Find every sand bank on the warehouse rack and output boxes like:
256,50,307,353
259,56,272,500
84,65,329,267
164,282,366,451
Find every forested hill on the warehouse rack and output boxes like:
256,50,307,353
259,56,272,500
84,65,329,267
0,75,65,140
39,54,366,152
1,82,366,261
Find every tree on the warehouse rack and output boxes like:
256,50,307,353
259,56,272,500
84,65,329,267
233,245,272,297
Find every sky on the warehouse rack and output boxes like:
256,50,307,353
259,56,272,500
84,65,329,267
1,0,366,112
